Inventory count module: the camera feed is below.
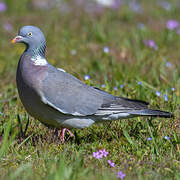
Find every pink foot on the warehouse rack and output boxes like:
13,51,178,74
58,128,74,142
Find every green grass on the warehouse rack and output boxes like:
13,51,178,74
0,0,180,179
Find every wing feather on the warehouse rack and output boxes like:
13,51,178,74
40,67,103,116
40,66,149,117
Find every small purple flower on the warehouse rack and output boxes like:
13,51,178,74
165,61,172,68
120,84,124,88
117,171,126,179
144,40,158,50
93,151,103,159
99,149,109,157
164,94,168,101
137,22,145,30
103,46,110,53
156,91,161,97
147,137,152,141
84,74,90,80
158,1,171,11
138,81,142,85
164,136,170,140
101,84,106,88
71,49,77,55
166,20,179,30
111,0,121,9
0,112,3,115
171,87,175,91
176,29,180,35
114,86,118,91
93,149,109,159
129,0,142,13
107,160,115,167
93,151,99,158
3,22,12,32
0,2,7,12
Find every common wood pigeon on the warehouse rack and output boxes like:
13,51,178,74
12,26,173,141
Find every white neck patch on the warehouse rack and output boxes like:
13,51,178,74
31,55,48,66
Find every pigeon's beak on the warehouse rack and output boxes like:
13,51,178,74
11,35,23,44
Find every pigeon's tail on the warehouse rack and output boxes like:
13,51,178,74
95,96,173,120
130,109,173,118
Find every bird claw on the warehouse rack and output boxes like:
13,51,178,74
58,128,74,143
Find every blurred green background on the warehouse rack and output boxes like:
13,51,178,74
0,0,180,179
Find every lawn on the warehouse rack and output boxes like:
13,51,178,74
0,0,180,179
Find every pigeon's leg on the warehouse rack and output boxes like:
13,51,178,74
58,128,74,142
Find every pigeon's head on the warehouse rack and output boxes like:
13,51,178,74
12,25,46,47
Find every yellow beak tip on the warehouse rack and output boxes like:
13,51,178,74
11,39,16,44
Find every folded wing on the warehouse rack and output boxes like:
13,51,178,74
41,66,104,116
40,66,172,118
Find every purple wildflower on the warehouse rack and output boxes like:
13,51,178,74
93,151,99,158
103,46,110,53
158,1,171,11
99,149,109,157
138,81,142,85
3,22,12,32
71,49,77,55
120,84,124,88
93,149,109,159
101,84,106,88
117,171,126,179
164,94,168,101
164,136,170,140
166,20,179,30
107,160,115,167
129,0,142,13
165,61,172,68
111,0,121,9
0,2,7,12
156,91,161,97
137,22,145,30
171,87,175,91
144,40,158,50
0,112,3,115
147,137,152,141
93,151,103,159
93,151,102,159
84,74,90,80
114,86,118,91
176,29,180,35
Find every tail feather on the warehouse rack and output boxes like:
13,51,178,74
130,109,173,118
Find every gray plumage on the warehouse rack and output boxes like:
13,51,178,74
13,25,173,129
